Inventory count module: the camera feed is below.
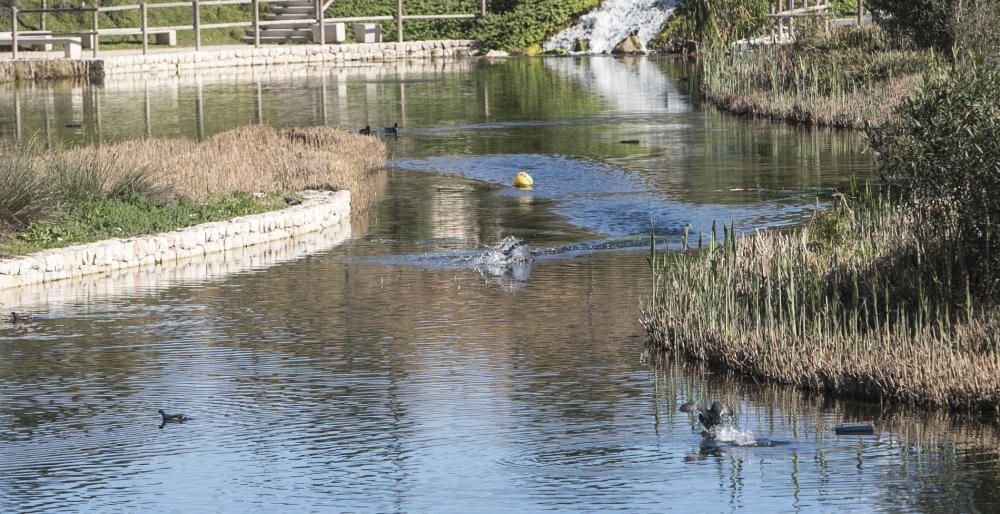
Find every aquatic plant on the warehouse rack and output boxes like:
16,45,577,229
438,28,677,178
0,139,48,232
642,192,1000,409
699,26,941,128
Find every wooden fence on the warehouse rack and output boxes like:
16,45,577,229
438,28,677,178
767,0,866,41
5,0,486,59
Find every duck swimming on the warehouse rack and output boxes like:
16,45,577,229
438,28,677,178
158,409,189,423
7,312,31,323
680,400,732,430
358,125,372,136
384,122,399,136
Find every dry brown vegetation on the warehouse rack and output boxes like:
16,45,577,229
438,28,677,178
56,125,387,211
641,198,1000,410
700,26,941,128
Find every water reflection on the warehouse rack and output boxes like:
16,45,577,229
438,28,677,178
0,57,997,512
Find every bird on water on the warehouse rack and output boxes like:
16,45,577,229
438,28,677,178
7,312,31,323
384,122,399,136
158,409,189,423
680,400,732,430
358,125,372,136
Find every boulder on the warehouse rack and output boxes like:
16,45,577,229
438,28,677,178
574,38,589,53
611,34,646,55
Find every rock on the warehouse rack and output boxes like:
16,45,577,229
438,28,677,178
484,49,509,58
574,38,589,52
611,34,646,55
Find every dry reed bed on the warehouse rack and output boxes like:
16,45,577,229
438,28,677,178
54,125,387,211
700,42,937,128
641,200,1000,410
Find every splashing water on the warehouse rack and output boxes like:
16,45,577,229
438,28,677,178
544,0,677,54
712,426,757,446
474,237,534,285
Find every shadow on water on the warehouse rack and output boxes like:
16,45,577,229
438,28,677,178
0,56,997,513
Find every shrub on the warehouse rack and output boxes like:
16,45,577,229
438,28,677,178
328,0,480,42
867,62,1000,293
866,0,955,49
472,0,598,52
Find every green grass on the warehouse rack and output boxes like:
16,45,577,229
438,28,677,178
2,1,261,48
0,192,285,257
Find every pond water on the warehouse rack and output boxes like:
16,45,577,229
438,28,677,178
1,56,998,513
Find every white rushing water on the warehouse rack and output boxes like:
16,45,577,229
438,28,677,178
544,0,678,54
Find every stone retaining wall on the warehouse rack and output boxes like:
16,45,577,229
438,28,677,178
100,40,478,78
0,190,350,291
1,40,479,83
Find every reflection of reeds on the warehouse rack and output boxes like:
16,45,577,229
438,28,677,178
649,353,1000,454
641,195,1000,410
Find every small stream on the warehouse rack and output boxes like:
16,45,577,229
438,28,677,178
1,56,998,512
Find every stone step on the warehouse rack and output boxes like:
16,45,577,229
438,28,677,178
271,6,314,14
263,13,314,21
246,0,319,45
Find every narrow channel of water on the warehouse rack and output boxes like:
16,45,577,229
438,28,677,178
1,56,998,512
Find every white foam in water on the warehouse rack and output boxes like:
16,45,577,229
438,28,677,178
713,426,757,447
544,0,678,54
474,237,533,284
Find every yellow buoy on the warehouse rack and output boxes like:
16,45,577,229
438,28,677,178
513,171,534,189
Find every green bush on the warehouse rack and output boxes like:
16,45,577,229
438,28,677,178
867,63,1000,291
328,0,480,42
867,0,955,49
472,0,598,52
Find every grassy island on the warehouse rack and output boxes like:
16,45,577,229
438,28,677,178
0,125,386,257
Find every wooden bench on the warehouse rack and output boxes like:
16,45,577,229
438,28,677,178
0,32,83,58
78,28,177,49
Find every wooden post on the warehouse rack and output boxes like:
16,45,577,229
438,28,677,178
396,0,403,43
788,0,795,36
193,0,201,51
91,8,99,57
252,0,260,48
141,3,148,55
480,0,486,16
857,0,863,26
769,0,775,41
317,0,325,46
11,6,18,60
41,0,47,32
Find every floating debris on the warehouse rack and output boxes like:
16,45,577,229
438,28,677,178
834,423,875,435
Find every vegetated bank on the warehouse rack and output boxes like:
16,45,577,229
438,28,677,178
0,125,386,257
642,0,1000,410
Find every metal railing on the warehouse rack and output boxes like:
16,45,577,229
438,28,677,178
5,0,488,59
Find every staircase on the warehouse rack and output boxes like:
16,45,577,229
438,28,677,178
243,0,317,44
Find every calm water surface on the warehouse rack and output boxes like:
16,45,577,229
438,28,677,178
1,57,998,513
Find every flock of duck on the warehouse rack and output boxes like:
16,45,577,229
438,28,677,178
358,122,399,137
